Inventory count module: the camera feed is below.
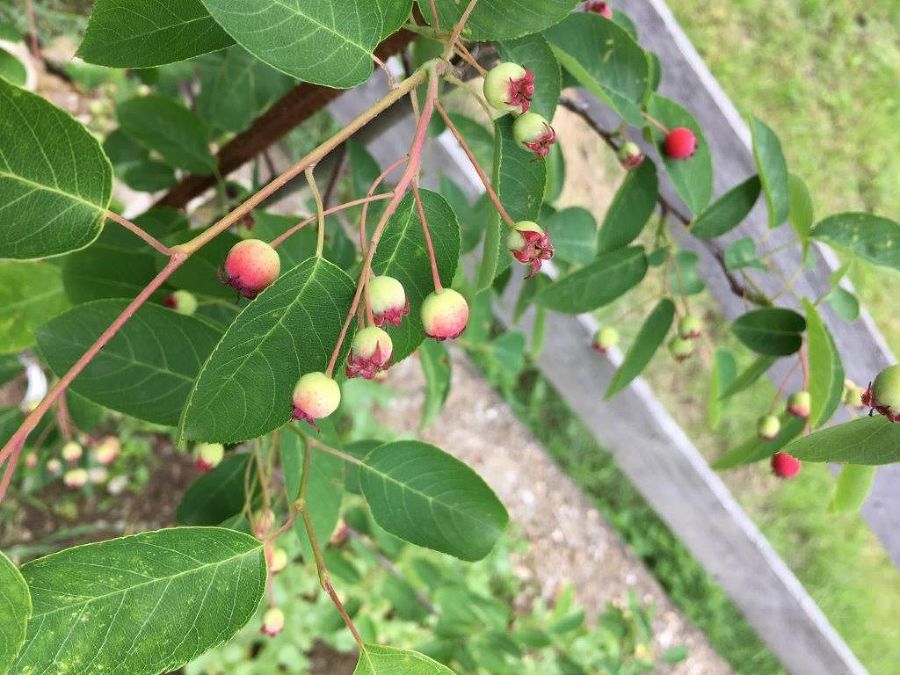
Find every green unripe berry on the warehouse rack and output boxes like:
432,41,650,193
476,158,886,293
786,390,811,419
757,414,781,440
867,364,900,422
677,314,702,340
483,62,532,115
668,336,694,362
593,327,619,353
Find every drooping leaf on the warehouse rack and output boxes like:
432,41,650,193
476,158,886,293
545,13,649,126
497,34,561,120
750,116,790,228
732,308,805,356
667,250,705,295
180,257,356,443
709,348,737,429
691,175,761,240
118,94,216,175
724,237,767,271
13,528,265,674
0,48,26,86
495,115,546,224
536,246,647,313
646,95,712,215
421,0,577,41
439,176,482,255
543,142,566,204
0,79,112,259
0,551,30,673
830,464,875,514
605,299,675,398
78,0,234,68
598,160,658,252
37,300,222,426
825,286,860,322
372,190,460,363
785,416,900,465
354,643,456,675
104,129,178,193
176,453,254,525
543,207,596,265
811,213,900,270
0,262,68,355
788,173,813,257
719,355,777,401
803,300,844,427
359,440,508,561
199,0,411,88
713,415,806,469
419,340,451,431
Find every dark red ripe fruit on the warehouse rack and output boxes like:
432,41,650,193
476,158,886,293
585,1,613,19
663,127,698,160
771,452,801,479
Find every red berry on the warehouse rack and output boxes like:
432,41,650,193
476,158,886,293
585,1,613,19
771,452,801,479
221,239,281,299
663,127,698,160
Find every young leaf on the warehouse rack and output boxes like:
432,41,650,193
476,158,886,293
605,298,675,398
37,300,222,427
784,416,900,465
543,207,597,265
545,13,649,126
419,340,452,431
788,173,813,257
811,213,900,270
712,415,805,469
0,47,26,86
720,355,777,400
355,643,455,675
13,528,265,674
691,175,761,240
422,0,577,40
667,250,705,295
176,453,254,526
647,95,712,215
497,34,561,121
598,160,658,252
199,0,410,89
359,440,508,561
732,308,805,356
118,94,216,175
180,257,356,443
825,286,860,322
78,0,234,68
0,79,112,259
0,262,68,355
536,246,647,313
750,116,790,228
0,551,30,673
724,237,767,271
803,299,844,427
830,464,875,514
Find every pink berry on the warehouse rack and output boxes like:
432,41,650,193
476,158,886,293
585,1,613,19
24,452,38,469
771,452,801,479
368,275,409,327
92,436,121,465
421,289,469,341
261,607,285,637
292,372,341,426
221,239,281,299
786,391,811,419
193,443,224,472
663,127,698,160
346,327,393,380
513,112,556,158
46,458,63,475
507,221,554,278
483,62,535,115
63,468,88,489
61,441,83,463
268,548,288,575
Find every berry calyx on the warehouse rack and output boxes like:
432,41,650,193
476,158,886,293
617,141,644,170
269,548,288,575
663,127,698,160
592,326,619,354
292,372,341,426
261,607,285,637
513,112,557,158
757,414,781,441
368,275,409,327
421,289,469,341
862,364,900,422
194,442,225,472
771,452,801,479
63,468,88,488
346,327,393,380
46,458,62,475
668,336,694,362
585,1,613,18
221,239,281,299
483,62,534,115
163,290,198,316
677,314,702,340
92,436,121,465
786,390,811,419
507,221,554,278
61,441,83,463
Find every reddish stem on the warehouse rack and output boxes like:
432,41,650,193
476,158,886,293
412,179,443,292
443,0,480,59
270,193,393,249
359,156,409,257
105,210,172,255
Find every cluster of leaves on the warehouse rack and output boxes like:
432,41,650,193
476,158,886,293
0,0,898,673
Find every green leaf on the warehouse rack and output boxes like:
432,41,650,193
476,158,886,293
0,354,23,387
719,355,776,400
176,453,254,525
439,176,482,255
422,0,577,41
536,246,647,313
252,211,318,270
713,415,806,469
668,250,705,295
830,464,875,514
811,212,900,270
36,300,222,426
598,160,658,252
372,190,461,363
0,262,68,355
104,129,176,193
497,34,561,120
543,207,596,265
788,173,813,257
0,408,24,447
825,286,860,322
709,348,737,429
13,527,265,674
0,79,112,259
198,47,294,133
785,416,900,465
199,0,410,88
732,308,805,356
545,13,649,126
0,551,30,673
78,0,234,68
118,94,216,175
359,440,508,561
691,175,761,240
355,643,456,675
803,299,844,427
291,433,344,560
750,116,790,228
724,237,767,271
605,299,675,398
419,340,451,431
179,257,356,443
495,116,546,223
449,113,494,170
162,230,242,300
0,48,26,86
647,95,712,215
